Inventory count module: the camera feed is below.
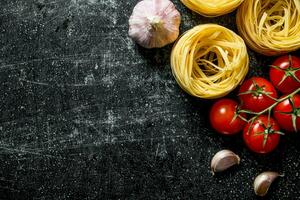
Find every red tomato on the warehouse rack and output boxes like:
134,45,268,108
273,94,300,132
210,99,246,135
243,115,281,154
269,55,300,94
239,77,278,112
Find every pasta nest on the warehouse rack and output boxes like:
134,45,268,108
237,0,300,56
181,0,245,17
170,24,249,99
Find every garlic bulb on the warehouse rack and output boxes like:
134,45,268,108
128,0,181,49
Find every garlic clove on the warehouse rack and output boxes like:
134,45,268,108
210,150,240,174
128,0,181,49
254,171,283,197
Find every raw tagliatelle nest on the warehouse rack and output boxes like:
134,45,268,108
170,24,249,99
181,0,244,17
237,0,300,56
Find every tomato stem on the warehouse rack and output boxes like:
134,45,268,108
240,87,300,123
237,115,248,123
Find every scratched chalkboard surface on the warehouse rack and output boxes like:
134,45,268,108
0,0,300,199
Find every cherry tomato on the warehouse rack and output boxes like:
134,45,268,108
243,115,281,154
210,99,246,135
273,94,300,132
269,55,300,94
239,77,278,112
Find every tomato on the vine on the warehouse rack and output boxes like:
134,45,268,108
210,99,246,135
273,94,300,132
239,77,278,113
243,115,281,154
269,55,300,94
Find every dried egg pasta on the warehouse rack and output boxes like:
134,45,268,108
237,0,300,56
171,24,249,99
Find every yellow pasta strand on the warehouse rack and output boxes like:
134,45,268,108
170,24,249,99
237,0,300,56
181,0,244,17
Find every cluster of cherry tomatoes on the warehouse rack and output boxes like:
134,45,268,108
209,55,300,154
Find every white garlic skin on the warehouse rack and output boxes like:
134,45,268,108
210,150,240,174
128,0,181,49
254,171,283,197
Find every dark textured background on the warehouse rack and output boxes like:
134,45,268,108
0,0,300,199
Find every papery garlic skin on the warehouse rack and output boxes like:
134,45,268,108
210,150,240,174
129,0,181,49
254,172,283,197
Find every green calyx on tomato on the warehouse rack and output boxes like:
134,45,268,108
239,80,268,97
288,98,300,133
269,55,300,94
293,108,300,132
238,77,278,113
274,96,300,132
254,119,284,147
231,105,248,123
270,59,300,87
243,115,282,154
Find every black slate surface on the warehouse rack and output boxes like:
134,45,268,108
0,0,300,199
